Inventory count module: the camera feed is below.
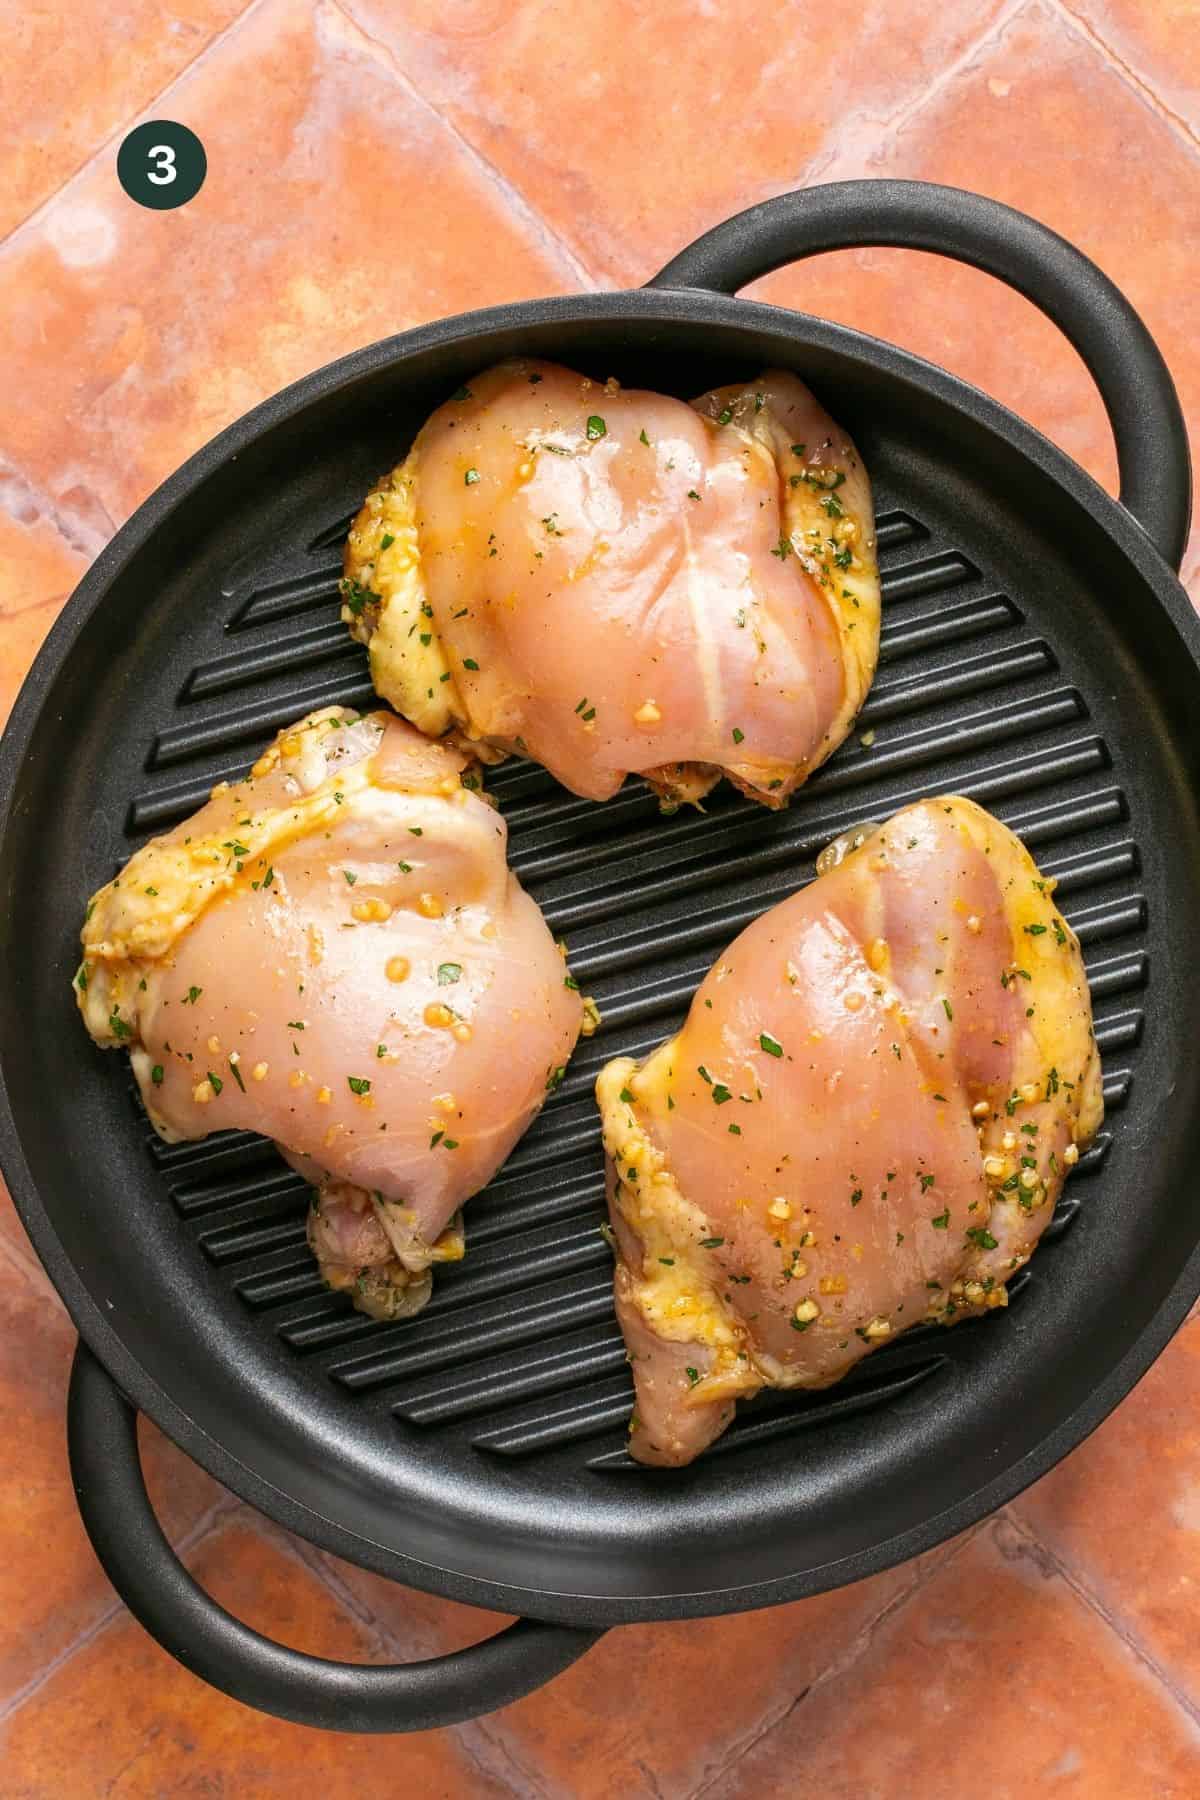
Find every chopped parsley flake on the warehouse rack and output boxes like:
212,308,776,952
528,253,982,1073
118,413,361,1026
437,963,462,985
759,1032,783,1058
586,415,606,440
347,1076,371,1096
339,577,378,617
931,1208,950,1229
464,468,480,485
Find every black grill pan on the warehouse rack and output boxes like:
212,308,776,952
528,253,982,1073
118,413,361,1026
1,182,1197,1731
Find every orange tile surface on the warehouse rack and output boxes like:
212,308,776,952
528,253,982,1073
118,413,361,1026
0,0,579,530
1,0,1200,1793
339,0,1011,284
0,0,248,241
722,1522,1200,1798
750,0,1200,564
1014,1315,1200,1704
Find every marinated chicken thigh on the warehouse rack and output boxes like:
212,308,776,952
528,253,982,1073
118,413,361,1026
342,360,879,809
76,708,582,1318
597,796,1102,1466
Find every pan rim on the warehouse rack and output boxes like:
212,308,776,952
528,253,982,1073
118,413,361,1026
2,284,1198,1623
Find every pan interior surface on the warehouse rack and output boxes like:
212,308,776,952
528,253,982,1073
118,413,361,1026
4,304,1200,1621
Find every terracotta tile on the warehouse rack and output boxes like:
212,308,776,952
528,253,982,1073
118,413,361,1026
0,596,69,731
0,1177,56,1287
0,504,90,616
721,1518,1200,1799
750,0,1200,531
0,1517,507,1798
1057,0,1200,138
306,1547,517,1659
1183,530,1200,609
474,1563,918,1798
0,0,249,240
1015,1315,1200,1705
0,501,89,723
0,0,580,537
0,1252,224,1708
342,0,1011,286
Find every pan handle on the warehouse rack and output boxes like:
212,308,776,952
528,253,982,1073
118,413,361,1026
67,1344,603,1733
649,180,1191,571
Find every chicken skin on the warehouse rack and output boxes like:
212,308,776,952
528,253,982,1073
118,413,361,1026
76,708,582,1319
342,360,879,809
597,797,1103,1466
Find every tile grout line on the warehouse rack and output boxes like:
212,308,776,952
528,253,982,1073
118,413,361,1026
0,1221,62,1298
797,0,1028,186
0,0,270,262
1044,0,1200,160
0,1486,239,1725
259,1525,543,1796
327,0,599,294
871,0,1027,145
0,449,113,562
686,1522,990,1800
1000,1509,1200,1731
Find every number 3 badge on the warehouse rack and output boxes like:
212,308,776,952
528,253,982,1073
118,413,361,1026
117,121,207,211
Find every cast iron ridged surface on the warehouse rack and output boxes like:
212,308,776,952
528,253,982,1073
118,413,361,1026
127,497,1148,1473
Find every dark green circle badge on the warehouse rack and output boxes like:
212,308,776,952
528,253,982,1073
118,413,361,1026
117,122,207,211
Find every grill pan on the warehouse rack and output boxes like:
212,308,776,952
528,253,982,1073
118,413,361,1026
1,181,1198,1732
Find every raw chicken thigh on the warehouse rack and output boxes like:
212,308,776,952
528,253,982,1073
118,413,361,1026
597,796,1102,1466
342,359,879,809
76,708,582,1319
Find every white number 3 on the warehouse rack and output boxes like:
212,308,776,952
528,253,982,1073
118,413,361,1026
146,144,177,186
